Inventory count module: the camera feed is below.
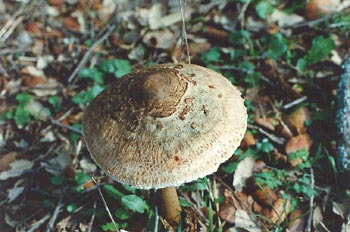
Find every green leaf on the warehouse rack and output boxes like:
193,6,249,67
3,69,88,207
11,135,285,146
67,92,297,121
115,207,133,220
122,184,136,194
100,59,132,78
296,58,307,73
256,138,274,153
254,171,282,189
103,184,124,200
256,1,275,19
50,175,64,186
100,60,116,73
48,96,60,108
66,204,77,213
79,68,104,85
121,194,149,213
16,93,33,106
179,197,192,207
101,222,118,231
68,123,82,142
201,47,221,63
72,84,104,105
266,33,288,59
229,30,251,46
305,36,335,64
14,107,31,126
74,172,91,185
113,59,132,78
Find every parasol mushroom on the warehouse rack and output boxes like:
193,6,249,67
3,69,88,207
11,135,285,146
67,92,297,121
82,63,247,228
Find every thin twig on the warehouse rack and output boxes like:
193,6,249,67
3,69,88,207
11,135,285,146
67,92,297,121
179,191,209,225
68,24,116,82
67,23,116,83
27,214,51,232
49,117,83,135
281,96,308,110
46,186,67,232
0,61,9,78
237,0,251,21
306,168,315,232
92,177,120,232
248,124,286,145
154,205,159,232
179,0,191,64
88,201,97,232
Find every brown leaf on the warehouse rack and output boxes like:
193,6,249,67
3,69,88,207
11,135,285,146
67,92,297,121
275,118,294,139
260,59,278,79
48,0,64,7
64,17,81,31
219,200,236,224
251,185,278,207
25,22,43,34
255,117,277,131
252,160,266,173
288,107,310,134
285,134,312,166
202,26,230,46
0,152,17,171
288,208,306,232
305,0,339,19
285,134,312,154
240,131,256,149
22,76,47,87
269,198,290,224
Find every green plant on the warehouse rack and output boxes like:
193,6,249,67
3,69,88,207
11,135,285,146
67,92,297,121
297,35,335,73
255,1,275,19
5,93,50,127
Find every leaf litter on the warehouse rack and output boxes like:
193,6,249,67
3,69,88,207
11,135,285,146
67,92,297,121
0,0,350,231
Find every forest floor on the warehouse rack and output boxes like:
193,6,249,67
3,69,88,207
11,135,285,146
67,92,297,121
1,0,350,231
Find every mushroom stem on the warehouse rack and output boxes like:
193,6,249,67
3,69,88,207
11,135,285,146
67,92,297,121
156,187,182,228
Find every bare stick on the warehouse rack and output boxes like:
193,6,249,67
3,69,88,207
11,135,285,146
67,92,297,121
305,168,315,232
88,201,97,232
27,214,50,232
179,0,191,64
281,96,308,110
49,117,83,135
67,24,116,83
92,177,120,232
46,186,67,232
154,204,159,232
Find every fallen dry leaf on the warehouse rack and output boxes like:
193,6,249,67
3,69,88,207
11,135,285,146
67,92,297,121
219,190,237,224
233,209,261,232
8,186,24,203
241,131,256,149
233,156,255,191
255,117,277,131
288,107,310,134
0,152,17,171
285,134,312,166
22,76,47,87
251,185,278,207
305,0,339,19
288,208,306,232
252,160,266,173
269,198,290,224
64,16,81,31
143,29,175,49
0,159,34,180
48,0,64,7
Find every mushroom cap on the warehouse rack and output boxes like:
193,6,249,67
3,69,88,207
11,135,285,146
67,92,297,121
83,63,247,189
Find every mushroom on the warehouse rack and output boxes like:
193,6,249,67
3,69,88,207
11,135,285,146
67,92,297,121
82,63,247,228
